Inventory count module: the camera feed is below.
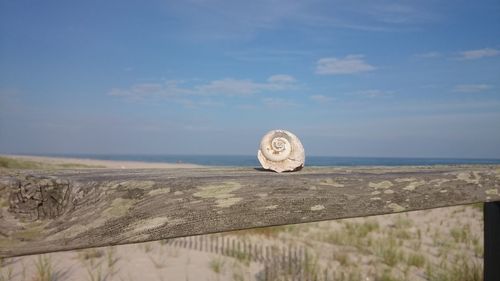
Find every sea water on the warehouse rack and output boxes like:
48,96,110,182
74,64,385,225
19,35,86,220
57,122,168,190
34,154,500,166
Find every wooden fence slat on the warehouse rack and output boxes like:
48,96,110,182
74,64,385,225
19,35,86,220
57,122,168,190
224,237,228,256
232,239,236,257
1,165,499,257
209,236,212,253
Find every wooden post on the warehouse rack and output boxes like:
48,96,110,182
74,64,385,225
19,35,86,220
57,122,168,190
484,201,500,281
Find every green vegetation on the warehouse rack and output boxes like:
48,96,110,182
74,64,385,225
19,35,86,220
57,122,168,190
302,249,320,280
406,252,426,268
320,219,379,249
0,156,104,169
0,156,45,169
86,265,105,281
450,224,471,243
335,270,362,281
471,202,484,211
78,248,104,262
209,257,225,274
140,243,153,253
426,256,482,281
106,246,118,277
229,248,251,266
373,237,403,267
333,252,350,266
147,247,168,269
344,219,379,238
0,258,13,281
375,269,398,281
33,255,55,281
394,215,413,229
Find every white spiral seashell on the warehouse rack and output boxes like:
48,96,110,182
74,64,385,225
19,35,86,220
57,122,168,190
257,129,305,173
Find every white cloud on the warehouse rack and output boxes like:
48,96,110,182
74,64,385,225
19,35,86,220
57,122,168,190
414,51,441,59
351,89,394,98
453,84,492,93
310,95,335,103
108,75,297,101
197,75,296,95
197,79,262,96
262,97,297,108
108,81,193,100
457,48,500,60
227,49,311,62
167,0,441,42
267,74,296,83
316,55,376,75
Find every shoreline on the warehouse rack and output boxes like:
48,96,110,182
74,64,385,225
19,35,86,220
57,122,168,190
1,154,205,169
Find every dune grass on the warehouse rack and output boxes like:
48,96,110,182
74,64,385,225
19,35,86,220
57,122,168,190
0,156,104,169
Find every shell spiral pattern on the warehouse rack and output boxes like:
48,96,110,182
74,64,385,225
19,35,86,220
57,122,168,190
257,129,305,173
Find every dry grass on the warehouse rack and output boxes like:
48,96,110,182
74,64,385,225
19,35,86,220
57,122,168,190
0,260,13,281
209,257,225,274
406,252,426,268
375,269,398,281
372,237,403,267
426,256,482,281
33,255,54,281
450,224,471,243
0,156,103,169
147,247,168,269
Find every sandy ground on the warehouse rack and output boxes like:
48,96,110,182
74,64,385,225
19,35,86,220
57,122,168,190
0,156,485,281
2,154,205,169
0,206,483,281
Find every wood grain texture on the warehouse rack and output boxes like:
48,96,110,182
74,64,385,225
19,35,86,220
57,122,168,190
1,165,500,257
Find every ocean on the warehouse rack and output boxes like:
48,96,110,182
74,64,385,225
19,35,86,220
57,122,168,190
34,154,500,166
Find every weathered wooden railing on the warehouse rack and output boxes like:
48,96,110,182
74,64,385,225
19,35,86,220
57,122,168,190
1,165,499,278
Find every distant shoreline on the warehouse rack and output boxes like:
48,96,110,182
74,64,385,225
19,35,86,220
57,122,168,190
1,154,205,169
3,153,500,168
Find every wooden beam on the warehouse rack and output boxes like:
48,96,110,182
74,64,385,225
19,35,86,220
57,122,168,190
1,165,499,257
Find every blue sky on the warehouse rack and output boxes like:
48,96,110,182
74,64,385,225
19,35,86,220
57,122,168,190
1,0,499,158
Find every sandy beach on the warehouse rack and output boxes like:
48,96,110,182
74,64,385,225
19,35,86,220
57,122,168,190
1,154,205,169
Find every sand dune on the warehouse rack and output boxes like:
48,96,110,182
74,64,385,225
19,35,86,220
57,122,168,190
2,154,205,169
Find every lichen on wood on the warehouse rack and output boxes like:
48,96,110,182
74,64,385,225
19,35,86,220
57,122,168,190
0,165,499,257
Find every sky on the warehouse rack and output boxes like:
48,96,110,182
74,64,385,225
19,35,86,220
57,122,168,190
1,0,499,158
